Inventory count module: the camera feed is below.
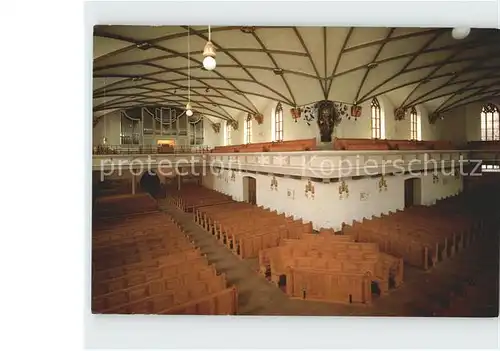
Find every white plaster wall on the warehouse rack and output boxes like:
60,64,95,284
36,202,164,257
437,101,490,143
202,170,245,201
464,102,483,141
202,171,463,230
93,110,121,146
94,99,484,148
380,96,441,141
202,94,465,147
439,107,467,144
419,172,463,206
203,122,223,147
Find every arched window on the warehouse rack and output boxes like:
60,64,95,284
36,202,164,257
371,98,382,139
225,121,232,146
244,118,252,144
480,103,500,141
274,102,284,142
410,106,421,141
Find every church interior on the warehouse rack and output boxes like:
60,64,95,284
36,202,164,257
92,25,499,316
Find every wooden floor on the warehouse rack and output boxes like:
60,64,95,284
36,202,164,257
159,200,499,317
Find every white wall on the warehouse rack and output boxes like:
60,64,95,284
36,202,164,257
202,171,463,230
438,101,488,144
380,96,442,141
226,100,372,145
205,94,462,147
440,107,467,144
420,172,463,206
203,122,224,147
93,111,121,146
464,102,484,141
95,99,484,148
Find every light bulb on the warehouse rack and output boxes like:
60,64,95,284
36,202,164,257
451,27,470,40
203,56,216,71
186,109,193,117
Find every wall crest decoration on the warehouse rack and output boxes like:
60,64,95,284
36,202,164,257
350,105,362,120
338,180,349,200
254,113,264,125
290,107,302,123
305,179,315,199
229,120,239,130
432,173,440,184
428,112,441,124
394,107,406,121
246,113,253,122
301,100,343,140
378,175,388,192
302,104,316,125
211,122,221,134
334,101,350,119
216,169,223,180
270,176,278,191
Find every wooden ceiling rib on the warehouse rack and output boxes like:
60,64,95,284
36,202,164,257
93,26,500,119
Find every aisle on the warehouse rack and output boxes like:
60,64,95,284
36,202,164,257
158,201,290,315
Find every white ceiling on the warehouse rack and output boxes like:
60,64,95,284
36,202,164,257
93,26,500,121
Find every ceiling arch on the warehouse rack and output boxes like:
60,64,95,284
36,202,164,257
93,26,500,121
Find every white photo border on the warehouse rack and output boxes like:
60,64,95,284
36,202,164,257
85,1,500,349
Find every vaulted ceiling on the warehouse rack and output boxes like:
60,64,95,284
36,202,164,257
93,26,500,121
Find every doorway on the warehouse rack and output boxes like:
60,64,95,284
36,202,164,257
243,176,257,205
278,274,287,292
140,171,161,199
371,281,381,297
404,177,421,208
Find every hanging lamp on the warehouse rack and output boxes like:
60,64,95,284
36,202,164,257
203,25,216,71
186,26,193,117
451,27,470,40
102,77,108,145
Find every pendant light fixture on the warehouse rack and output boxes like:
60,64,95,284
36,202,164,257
203,25,216,71
102,77,108,145
186,26,193,117
451,27,471,40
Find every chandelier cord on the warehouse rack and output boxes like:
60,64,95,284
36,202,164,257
187,26,191,104
103,78,107,139
208,25,211,41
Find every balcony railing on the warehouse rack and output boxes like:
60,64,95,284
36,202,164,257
92,144,213,155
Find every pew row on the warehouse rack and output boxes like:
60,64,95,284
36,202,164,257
342,194,488,270
167,184,234,212
194,201,313,259
333,138,456,151
212,138,316,153
92,194,238,315
258,235,403,304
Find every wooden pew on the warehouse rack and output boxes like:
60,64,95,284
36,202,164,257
94,193,159,219
467,140,500,151
333,138,390,151
258,237,403,302
342,192,487,270
212,138,316,153
92,195,238,315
